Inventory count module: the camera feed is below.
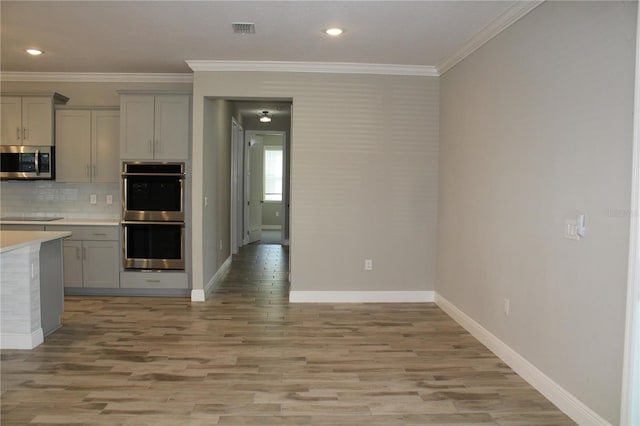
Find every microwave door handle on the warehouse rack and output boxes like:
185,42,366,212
34,149,40,176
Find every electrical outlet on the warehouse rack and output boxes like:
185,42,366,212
503,298,510,316
90,194,97,205
365,259,373,271
564,219,579,240
275,211,279,217
106,195,113,205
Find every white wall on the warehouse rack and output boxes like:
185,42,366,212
437,2,636,423
192,72,439,294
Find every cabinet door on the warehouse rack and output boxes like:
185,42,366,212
154,95,190,160
1,97,22,145
83,240,119,288
120,95,155,160
56,110,91,182
22,97,54,145
92,110,120,183
63,240,83,288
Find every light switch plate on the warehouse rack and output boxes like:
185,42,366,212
90,194,97,205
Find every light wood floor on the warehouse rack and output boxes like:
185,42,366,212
1,244,575,425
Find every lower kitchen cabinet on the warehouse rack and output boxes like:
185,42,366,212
120,271,188,289
47,225,119,289
62,240,119,289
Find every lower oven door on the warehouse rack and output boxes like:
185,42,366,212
123,221,185,270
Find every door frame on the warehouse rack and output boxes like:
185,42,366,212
244,130,287,245
621,5,640,425
230,118,244,254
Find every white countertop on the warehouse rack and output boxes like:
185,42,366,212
0,230,72,254
0,218,120,226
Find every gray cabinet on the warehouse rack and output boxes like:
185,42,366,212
55,108,119,183
1,93,68,146
120,93,191,160
46,225,119,289
0,224,45,231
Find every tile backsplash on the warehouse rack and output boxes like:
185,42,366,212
1,181,120,218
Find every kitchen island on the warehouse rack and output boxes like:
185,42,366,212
1,230,71,349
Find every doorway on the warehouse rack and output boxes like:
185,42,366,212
245,130,287,246
229,100,292,254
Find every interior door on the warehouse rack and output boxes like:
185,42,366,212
248,135,264,243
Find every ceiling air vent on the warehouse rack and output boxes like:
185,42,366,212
232,22,255,34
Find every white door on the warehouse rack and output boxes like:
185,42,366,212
92,110,120,183
248,135,264,243
22,97,53,146
55,109,91,183
1,97,22,145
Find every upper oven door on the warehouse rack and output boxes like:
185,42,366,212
122,162,185,221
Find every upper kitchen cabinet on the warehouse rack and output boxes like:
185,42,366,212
119,93,191,160
0,93,69,146
55,108,120,183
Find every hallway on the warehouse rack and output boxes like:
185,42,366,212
0,244,574,425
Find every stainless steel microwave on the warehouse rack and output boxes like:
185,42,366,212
0,145,55,180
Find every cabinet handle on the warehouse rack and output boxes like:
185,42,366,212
16,127,20,141
92,233,107,236
76,247,81,260
23,128,28,140
145,279,161,283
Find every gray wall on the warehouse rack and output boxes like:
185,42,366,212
437,2,636,423
199,98,234,286
191,72,439,293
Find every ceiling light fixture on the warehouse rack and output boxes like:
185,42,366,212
26,48,43,56
325,28,344,36
259,111,272,123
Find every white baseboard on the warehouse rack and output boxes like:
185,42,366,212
434,293,610,426
190,289,205,302
289,291,434,303
0,328,44,349
191,256,232,302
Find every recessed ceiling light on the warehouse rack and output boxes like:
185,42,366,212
26,49,43,56
325,28,344,36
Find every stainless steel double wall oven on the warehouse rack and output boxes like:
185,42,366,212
122,162,185,270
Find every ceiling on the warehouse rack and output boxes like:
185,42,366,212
1,1,523,74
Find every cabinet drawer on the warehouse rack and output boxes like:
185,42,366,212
0,224,45,231
120,271,188,289
45,225,118,240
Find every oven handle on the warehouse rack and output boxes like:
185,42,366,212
121,173,185,177
122,221,185,226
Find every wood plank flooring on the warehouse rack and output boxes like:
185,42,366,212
1,244,575,425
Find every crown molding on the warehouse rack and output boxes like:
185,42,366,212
186,61,438,77
436,0,544,75
0,72,193,83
